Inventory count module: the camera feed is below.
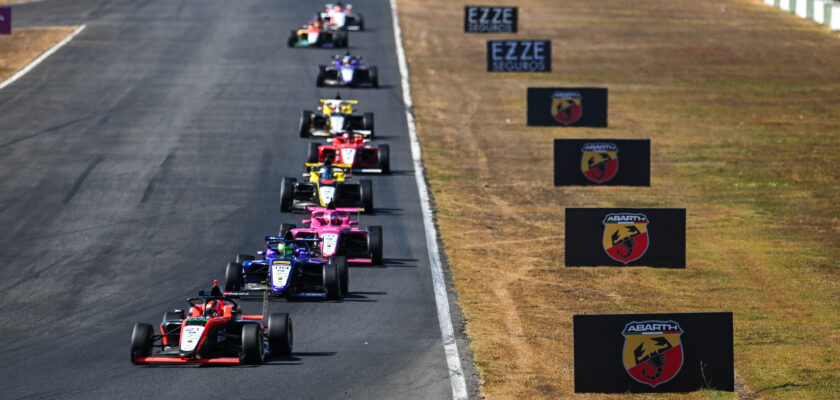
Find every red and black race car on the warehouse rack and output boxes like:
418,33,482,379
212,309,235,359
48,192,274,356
307,132,389,174
130,281,293,365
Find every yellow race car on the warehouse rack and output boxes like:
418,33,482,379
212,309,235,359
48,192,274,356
280,162,373,214
299,95,374,138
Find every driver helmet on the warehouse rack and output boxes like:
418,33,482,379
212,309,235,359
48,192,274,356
294,248,310,259
320,165,333,179
204,300,223,317
342,132,351,142
342,55,353,65
331,214,341,226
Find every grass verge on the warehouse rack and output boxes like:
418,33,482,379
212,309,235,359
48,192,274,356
0,26,78,83
396,0,840,398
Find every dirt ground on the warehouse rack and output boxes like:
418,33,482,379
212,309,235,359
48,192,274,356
0,26,78,82
396,0,840,398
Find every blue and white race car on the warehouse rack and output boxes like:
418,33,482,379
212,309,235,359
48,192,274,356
224,237,347,300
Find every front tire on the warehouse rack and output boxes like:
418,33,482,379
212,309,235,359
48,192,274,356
322,264,342,300
267,313,293,356
332,256,348,294
241,324,264,364
130,323,153,365
225,262,243,292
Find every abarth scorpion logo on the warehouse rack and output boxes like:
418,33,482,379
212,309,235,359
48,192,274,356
602,213,649,264
622,320,684,388
581,142,618,184
551,91,582,125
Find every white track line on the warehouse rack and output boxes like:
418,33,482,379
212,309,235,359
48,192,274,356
388,1,468,399
0,24,86,91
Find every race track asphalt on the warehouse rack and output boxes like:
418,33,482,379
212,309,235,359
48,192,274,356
0,0,455,398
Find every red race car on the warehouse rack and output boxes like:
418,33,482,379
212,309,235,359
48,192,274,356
130,281,293,365
307,132,389,174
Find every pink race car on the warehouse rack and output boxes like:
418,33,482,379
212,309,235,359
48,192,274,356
280,206,382,265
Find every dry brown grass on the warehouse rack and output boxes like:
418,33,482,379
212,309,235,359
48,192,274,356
0,26,78,82
396,0,840,398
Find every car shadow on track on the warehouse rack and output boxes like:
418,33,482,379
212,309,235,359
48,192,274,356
372,207,403,216
341,291,384,302
381,258,417,268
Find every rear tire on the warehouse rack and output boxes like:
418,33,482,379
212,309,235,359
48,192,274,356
280,177,295,212
316,65,326,87
267,313,293,356
322,264,342,300
299,111,312,138
369,66,378,88
307,142,321,163
363,112,374,138
358,15,365,31
241,324,264,364
332,256,348,294
377,144,390,174
367,226,383,265
360,180,373,214
130,323,153,365
279,223,297,237
225,262,243,292
287,30,297,47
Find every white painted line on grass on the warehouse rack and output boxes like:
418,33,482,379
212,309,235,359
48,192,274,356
387,1,469,399
0,24,86,91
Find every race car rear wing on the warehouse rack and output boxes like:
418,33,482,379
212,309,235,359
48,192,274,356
265,236,324,243
319,99,358,104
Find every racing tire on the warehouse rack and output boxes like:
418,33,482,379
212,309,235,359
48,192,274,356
358,15,365,31
130,323,154,365
280,177,295,212
331,256,349,294
279,223,296,237
299,111,312,138
322,264,342,300
377,144,390,174
267,313,293,357
316,65,327,87
225,262,243,292
241,324,264,364
367,226,383,266
287,30,297,47
360,179,373,214
363,112,374,137
336,32,348,48
235,254,254,264
307,142,321,163
369,66,378,88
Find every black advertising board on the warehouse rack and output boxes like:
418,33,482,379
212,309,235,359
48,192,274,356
486,40,551,72
554,139,650,186
565,208,685,268
0,7,10,35
464,6,518,33
528,87,607,127
574,312,734,393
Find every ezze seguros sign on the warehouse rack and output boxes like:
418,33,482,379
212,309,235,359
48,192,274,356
464,6,518,33
487,40,551,72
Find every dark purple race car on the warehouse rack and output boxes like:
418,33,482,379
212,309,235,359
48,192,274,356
316,53,378,88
